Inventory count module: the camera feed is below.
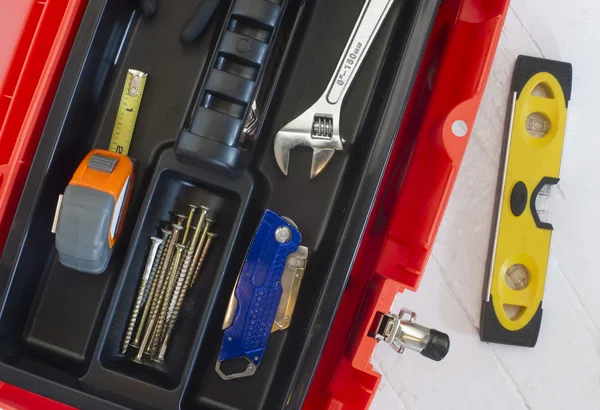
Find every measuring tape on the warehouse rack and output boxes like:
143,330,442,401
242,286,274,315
54,69,148,274
480,56,572,347
109,69,148,156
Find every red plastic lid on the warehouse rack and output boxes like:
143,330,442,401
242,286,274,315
0,2,32,83
0,0,87,256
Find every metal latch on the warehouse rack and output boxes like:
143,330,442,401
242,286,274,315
369,309,450,361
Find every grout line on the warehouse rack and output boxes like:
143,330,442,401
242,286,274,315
471,129,501,168
548,256,600,333
509,5,546,58
430,253,480,330
569,337,595,380
431,252,533,409
372,357,409,410
490,348,532,410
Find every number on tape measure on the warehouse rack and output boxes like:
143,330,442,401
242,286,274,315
109,69,148,157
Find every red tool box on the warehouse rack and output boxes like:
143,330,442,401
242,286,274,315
0,0,508,408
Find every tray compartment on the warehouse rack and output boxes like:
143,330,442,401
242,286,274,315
81,150,265,407
98,157,255,387
0,0,439,408
0,0,136,385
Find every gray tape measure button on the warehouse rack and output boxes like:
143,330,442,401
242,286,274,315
89,154,118,173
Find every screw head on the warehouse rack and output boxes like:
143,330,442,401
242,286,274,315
275,227,291,243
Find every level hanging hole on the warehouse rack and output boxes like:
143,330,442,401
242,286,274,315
505,264,530,290
531,82,554,99
526,112,551,138
503,304,526,320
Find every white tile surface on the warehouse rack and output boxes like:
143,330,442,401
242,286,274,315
371,1,600,408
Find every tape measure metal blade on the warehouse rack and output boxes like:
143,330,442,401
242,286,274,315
480,55,572,347
109,69,148,156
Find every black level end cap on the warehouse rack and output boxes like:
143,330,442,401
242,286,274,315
421,329,450,361
480,298,541,347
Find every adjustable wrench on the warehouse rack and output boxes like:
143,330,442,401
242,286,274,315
273,0,396,178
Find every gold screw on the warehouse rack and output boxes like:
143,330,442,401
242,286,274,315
147,243,186,355
192,232,217,286
131,227,176,347
155,253,191,362
133,224,183,357
190,219,214,285
154,207,210,361
174,213,187,227
121,235,164,354
181,205,197,246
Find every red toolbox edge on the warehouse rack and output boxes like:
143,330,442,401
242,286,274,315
0,382,75,410
303,0,509,409
0,0,87,256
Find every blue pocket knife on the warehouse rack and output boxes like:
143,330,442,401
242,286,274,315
216,210,301,380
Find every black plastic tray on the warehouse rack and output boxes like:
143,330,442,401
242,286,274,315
0,0,439,408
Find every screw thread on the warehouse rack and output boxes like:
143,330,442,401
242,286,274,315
121,236,163,354
135,225,181,350
190,221,213,285
182,205,197,246
156,246,195,361
148,243,184,355
141,231,169,305
192,233,217,286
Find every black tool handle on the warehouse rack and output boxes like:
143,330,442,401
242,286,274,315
180,0,223,44
176,0,288,173
138,0,158,17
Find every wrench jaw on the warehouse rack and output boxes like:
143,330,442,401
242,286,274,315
272,0,396,179
273,110,344,179
273,129,298,177
311,148,336,179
